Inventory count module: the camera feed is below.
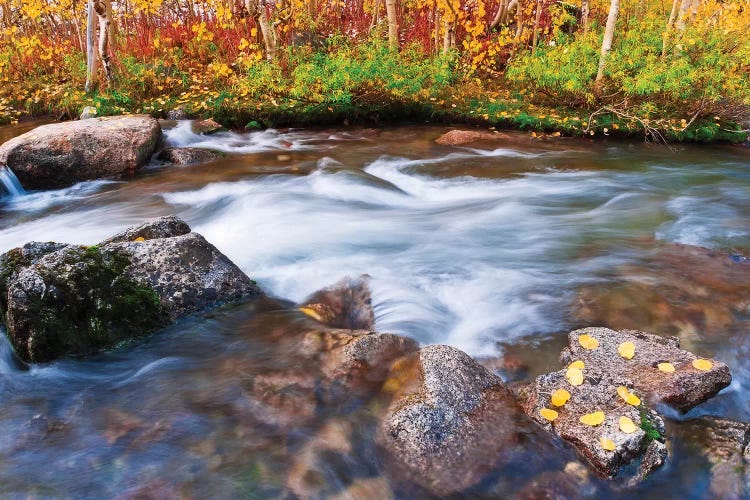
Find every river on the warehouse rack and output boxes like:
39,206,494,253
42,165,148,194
0,121,748,498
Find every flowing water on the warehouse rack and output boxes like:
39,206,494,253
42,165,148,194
0,120,749,498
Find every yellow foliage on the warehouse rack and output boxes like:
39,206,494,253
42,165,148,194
565,366,584,386
539,408,559,421
580,411,605,426
578,334,599,350
619,416,638,434
657,362,675,373
692,359,713,371
551,388,571,407
617,341,635,360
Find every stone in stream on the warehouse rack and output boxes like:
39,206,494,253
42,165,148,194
520,327,731,480
192,118,224,135
377,344,537,496
0,215,263,363
0,115,161,190
435,129,509,145
298,275,375,330
157,147,223,165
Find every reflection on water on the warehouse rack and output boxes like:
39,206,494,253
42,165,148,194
0,121,749,498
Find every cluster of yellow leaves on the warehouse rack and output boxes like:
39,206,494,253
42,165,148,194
191,22,215,43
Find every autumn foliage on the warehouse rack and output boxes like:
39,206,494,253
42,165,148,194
0,0,748,141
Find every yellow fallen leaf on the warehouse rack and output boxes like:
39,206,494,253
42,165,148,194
579,334,599,350
580,411,605,426
619,416,638,434
692,359,712,371
299,307,323,322
551,388,571,407
658,362,675,373
568,360,585,370
600,436,616,451
618,341,635,360
616,386,641,406
539,408,559,421
566,366,584,387
133,236,146,242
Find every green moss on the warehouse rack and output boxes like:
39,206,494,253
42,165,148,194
639,407,663,442
19,246,169,362
0,248,30,325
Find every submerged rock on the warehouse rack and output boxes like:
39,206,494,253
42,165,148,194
298,275,375,330
0,115,161,189
520,327,730,479
435,129,509,146
680,417,750,500
378,345,532,496
574,243,750,340
0,215,262,362
157,147,223,165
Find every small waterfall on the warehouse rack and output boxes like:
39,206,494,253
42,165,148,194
0,167,25,197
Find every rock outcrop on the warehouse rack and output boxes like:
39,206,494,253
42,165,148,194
0,115,161,189
0,215,262,362
378,344,535,495
520,327,731,479
157,147,223,165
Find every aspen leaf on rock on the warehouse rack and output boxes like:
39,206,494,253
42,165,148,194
568,360,585,370
619,416,638,434
134,237,146,242
617,386,641,406
540,408,559,421
578,334,599,350
618,341,635,360
600,436,616,451
692,359,712,371
551,388,571,407
580,411,605,426
565,366,584,386
658,362,675,373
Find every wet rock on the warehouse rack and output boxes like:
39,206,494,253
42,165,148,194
0,216,262,362
520,327,731,479
299,275,375,330
192,118,223,135
101,215,191,244
157,147,223,165
79,106,97,120
0,115,161,189
683,417,750,500
378,344,530,496
574,243,750,340
435,129,509,146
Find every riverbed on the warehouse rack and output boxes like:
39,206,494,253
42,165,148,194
0,121,749,498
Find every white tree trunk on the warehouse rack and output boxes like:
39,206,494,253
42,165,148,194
94,0,114,86
661,0,680,58
85,0,98,92
385,0,398,49
595,0,620,83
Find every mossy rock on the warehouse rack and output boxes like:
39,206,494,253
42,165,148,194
0,216,263,363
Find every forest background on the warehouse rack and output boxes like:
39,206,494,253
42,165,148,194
1,0,748,142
